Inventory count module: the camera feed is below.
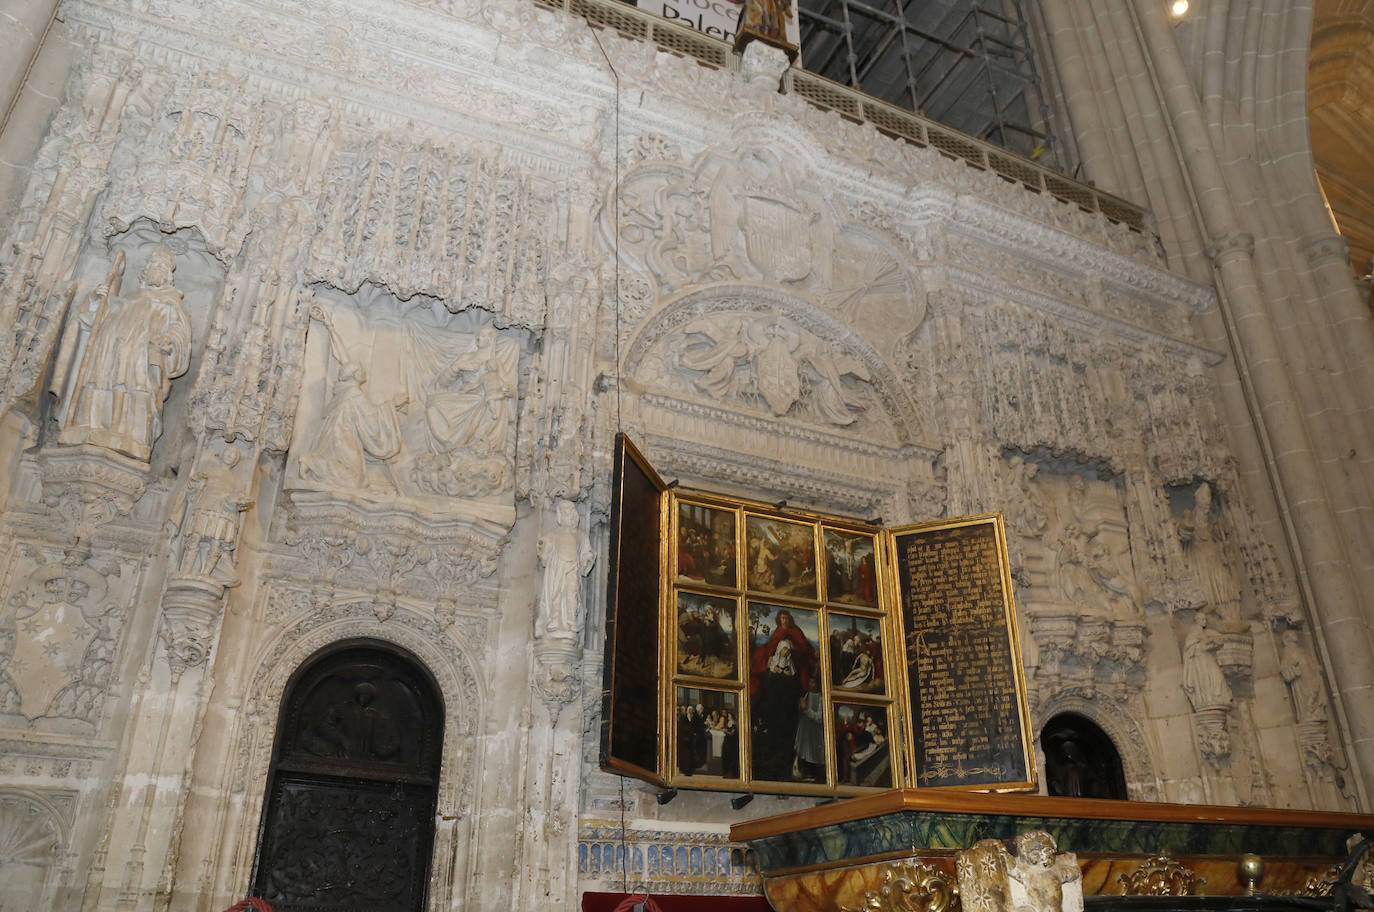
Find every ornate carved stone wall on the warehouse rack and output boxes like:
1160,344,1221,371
0,0,1361,908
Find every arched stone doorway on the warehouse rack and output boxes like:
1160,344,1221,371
251,640,444,911
1041,711,1127,800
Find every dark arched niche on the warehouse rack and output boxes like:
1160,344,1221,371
1041,712,1127,800
252,640,444,911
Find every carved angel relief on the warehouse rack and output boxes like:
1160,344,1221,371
673,313,872,426
285,289,521,512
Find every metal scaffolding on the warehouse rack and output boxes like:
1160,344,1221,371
796,0,1058,169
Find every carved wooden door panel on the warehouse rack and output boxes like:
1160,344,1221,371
253,642,443,912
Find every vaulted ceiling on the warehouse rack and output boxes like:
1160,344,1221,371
1310,0,1374,276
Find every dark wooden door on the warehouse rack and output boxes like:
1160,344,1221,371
252,642,444,912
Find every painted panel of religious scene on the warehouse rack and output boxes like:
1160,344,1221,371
675,592,738,681
745,515,817,600
748,603,825,784
835,704,892,789
676,501,737,587
828,613,884,695
823,528,879,607
674,687,740,779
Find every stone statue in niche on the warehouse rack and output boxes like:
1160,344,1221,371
1181,611,1231,710
675,313,870,425
168,440,254,586
298,301,406,491
1280,629,1327,724
1005,455,1048,538
48,246,191,461
537,499,595,639
1179,481,1242,625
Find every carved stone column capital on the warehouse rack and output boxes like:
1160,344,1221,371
1205,232,1255,267
1303,234,1351,269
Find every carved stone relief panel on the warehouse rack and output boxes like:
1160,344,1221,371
609,129,927,364
0,545,136,732
621,284,931,521
311,132,551,329
285,284,525,523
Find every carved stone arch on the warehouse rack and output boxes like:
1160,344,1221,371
1034,694,1159,801
623,282,923,445
234,599,484,909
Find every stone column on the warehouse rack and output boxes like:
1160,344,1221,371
1132,0,1374,801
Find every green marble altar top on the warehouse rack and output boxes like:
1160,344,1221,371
730,789,1374,875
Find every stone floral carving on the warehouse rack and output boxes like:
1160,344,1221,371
158,579,224,683
48,246,190,461
537,500,595,640
1118,855,1204,896
674,313,872,425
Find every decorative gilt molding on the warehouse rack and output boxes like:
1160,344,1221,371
843,858,958,912
1118,855,1205,896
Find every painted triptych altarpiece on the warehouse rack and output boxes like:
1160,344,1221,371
600,435,1037,797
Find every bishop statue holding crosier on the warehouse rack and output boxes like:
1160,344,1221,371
48,245,192,462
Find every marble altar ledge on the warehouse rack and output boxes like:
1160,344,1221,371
730,789,1374,911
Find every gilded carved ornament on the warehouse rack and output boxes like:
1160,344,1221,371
842,858,958,912
1117,855,1205,896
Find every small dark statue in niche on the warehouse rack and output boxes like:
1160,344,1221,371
1041,713,1127,800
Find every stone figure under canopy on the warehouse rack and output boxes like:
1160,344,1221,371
48,246,191,461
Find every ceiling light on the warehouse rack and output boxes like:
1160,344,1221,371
1171,0,1189,16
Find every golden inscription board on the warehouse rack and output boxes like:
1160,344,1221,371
891,515,1035,791
601,437,1036,797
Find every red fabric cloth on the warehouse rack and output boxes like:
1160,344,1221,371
221,901,273,912
583,892,771,912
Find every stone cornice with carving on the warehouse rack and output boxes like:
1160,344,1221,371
640,432,914,519
60,0,1209,311
943,271,1223,368
63,0,607,178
